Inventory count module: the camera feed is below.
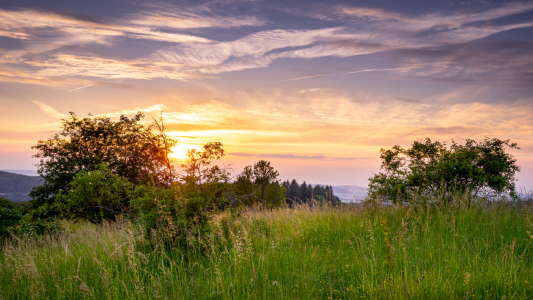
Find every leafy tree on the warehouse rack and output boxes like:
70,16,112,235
234,160,286,208
180,142,231,204
368,137,521,203
252,160,280,199
31,112,176,215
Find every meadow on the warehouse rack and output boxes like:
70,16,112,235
2,198,533,299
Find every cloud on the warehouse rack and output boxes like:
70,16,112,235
395,97,423,103
0,8,213,50
146,2,533,79
32,100,70,119
130,2,265,29
337,6,406,21
337,2,533,31
230,152,369,161
1,2,533,86
148,27,343,71
33,100,166,120
6,54,203,83
385,40,533,86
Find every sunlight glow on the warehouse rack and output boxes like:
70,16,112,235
169,144,197,159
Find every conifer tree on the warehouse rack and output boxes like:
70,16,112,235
289,179,300,200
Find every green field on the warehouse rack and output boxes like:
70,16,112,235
2,200,533,299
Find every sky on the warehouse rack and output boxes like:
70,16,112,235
0,0,532,188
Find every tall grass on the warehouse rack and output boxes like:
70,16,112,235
2,200,533,299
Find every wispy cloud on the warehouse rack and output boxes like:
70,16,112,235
130,2,265,29
32,100,70,119
230,152,370,161
146,2,533,81
67,84,92,92
1,2,532,86
33,100,166,120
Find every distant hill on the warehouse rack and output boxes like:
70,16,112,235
0,170,42,202
331,185,368,202
1,169,39,177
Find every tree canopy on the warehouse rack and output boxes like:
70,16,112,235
30,112,176,214
368,137,521,203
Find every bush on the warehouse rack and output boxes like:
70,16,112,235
55,163,136,224
368,137,520,203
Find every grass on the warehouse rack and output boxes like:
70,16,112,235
2,200,533,299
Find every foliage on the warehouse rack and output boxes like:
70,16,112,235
131,185,213,246
1,196,61,238
282,180,340,205
30,112,177,215
300,181,311,200
368,137,521,203
0,207,21,237
55,164,136,224
288,179,300,200
133,142,234,244
0,196,17,210
234,160,286,209
180,142,231,203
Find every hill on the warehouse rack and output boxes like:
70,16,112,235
331,185,368,202
0,170,42,202
1,169,39,176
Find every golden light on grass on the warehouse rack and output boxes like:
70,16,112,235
169,144,197,159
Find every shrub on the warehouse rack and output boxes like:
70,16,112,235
55,163,136,224
368,137,520,203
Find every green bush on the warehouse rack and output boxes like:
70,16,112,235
129,184,218,248
55,163,136,224
53,164,216,247
368,137,520,203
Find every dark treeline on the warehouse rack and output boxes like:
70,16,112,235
281,180,341,206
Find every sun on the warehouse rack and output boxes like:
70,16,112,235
169,144,197,160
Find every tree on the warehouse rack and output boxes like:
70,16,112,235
282,180,290,198
325,185,341,206
300,181,311,201
234,160,285,208
30,112,177,214
368,137,521,203
313,184,326,198
289,180,300,200
252,160,280,200
307,184,314,199
180,142,231,203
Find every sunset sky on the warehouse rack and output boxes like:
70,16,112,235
1,0,532,188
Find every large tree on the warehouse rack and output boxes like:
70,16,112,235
368,137,521,203
30,112,176,214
